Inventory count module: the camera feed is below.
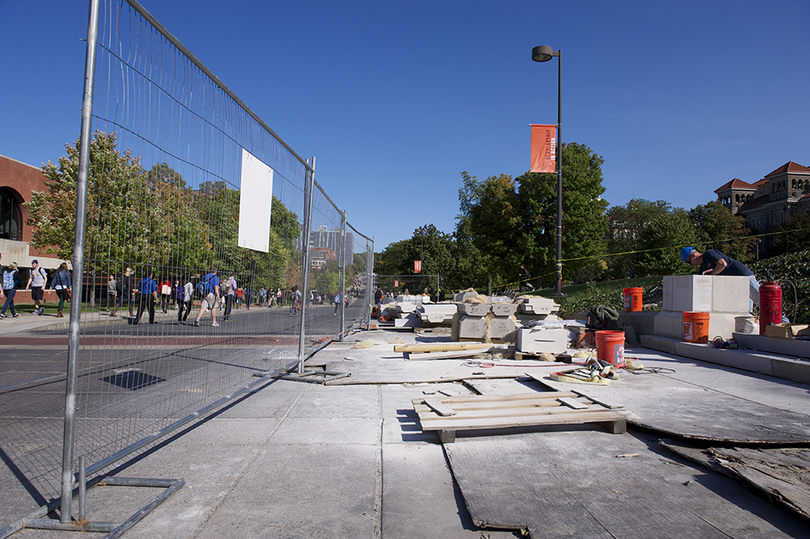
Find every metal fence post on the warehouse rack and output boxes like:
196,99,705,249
60,0,100,523
297,157,316,374
338,211,347,340
368,238,375,327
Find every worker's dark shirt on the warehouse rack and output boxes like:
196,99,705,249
699,249,753,277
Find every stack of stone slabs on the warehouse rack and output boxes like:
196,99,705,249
456,296,518,341
418,303,457,326
654,275,751,340
514,297,568,354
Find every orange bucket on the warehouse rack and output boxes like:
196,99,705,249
595,330,626,367
683,311,710,343
622,287,643,312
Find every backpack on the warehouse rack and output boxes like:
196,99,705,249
3,269,17,290
176,285,185,301
220,278,232,296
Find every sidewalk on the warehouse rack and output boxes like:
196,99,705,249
2,323,810,537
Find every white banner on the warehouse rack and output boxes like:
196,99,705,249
238,149,274,252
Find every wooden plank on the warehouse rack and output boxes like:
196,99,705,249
424,398,457,417
394,342,491,353
418,410,633,432
406,349,488,360
412,391,577,405
557,396,589,409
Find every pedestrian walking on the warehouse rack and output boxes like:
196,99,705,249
223,274,236,321
112,267,132,317
26,259,47,315
177,275,193,323
1,262,21,318
52,262,72,318
134,269,158,325
194,266,220,327
107,272,117,313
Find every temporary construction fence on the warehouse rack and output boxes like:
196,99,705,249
0,0,374,532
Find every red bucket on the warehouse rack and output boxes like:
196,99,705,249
683,312,710,343
595,330,626,367
623,287,643,312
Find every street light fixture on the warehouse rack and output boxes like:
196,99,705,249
532,45,563,297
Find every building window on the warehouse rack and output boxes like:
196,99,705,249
0,188,23,241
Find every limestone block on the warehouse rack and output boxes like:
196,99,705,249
518,297,560,315
711,276,751,313
663,274,751,313
418,304,457,324
458,315,487,339
394,313,421,328
654,311,743,341
516,327,569,354
395,301,418,314
489,317,517,341
654,311,685,340
491,302,518,316
457,303,491,316
453,290,480,302
664,275,712,312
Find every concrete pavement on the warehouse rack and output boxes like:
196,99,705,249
1,314,809,537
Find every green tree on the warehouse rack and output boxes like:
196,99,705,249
25,130,160,268
770,212,810,256
636,210,699,276
689,200,753,262
606,199,671,278
460,143,609,288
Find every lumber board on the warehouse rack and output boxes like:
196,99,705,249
412,392,637,440
394,342,491,353
423,398,457,417
557,396,589,409
405,349,488,360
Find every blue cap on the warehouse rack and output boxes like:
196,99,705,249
680,247,695,263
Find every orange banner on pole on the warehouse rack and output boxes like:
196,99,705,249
530,124,556,173
414,260,422,274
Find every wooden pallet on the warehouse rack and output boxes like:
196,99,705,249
412,391,638,443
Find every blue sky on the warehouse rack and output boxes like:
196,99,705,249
2,0,808,251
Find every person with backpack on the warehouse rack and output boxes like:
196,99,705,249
26,259,48,315
134,268,158,325
1,262,21,319
194,266,220,327
52,262,72,318
176,275,193,324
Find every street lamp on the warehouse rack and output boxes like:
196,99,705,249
532,45,563,296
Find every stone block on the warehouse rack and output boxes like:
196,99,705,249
654,311,742,341
491,302,518,316
664,275,713,312
518,297,560,315
489,317,517,341
457,303,491,316
654,311,685,339
516,327,569,354
453,290,479,302
663,274,751,313
394,313,421,328
418,304,457,324
458,315,487,339
618,311,658,336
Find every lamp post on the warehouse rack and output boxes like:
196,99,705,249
532,45,563,296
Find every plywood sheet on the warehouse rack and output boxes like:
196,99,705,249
539,368,810,443
445,430,810,538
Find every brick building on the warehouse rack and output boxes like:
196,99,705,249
716,161,810,253
0,154,66,270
